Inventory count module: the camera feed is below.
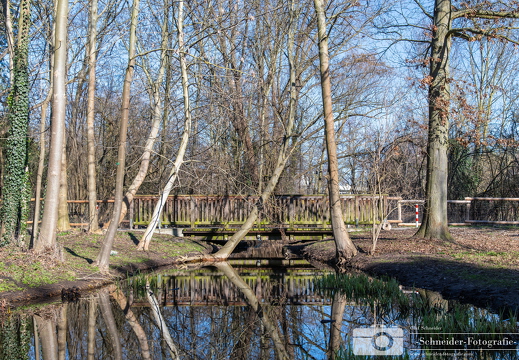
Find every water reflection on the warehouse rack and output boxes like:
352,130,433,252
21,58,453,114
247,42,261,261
1,263,518,359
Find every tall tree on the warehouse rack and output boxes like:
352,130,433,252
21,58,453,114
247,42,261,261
416,0,519,241
313,0,357,262
95,0,140,273
0,0,31,246
35,0,68,253
86,0,100,233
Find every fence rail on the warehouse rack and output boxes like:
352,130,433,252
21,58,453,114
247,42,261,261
32,196,519,230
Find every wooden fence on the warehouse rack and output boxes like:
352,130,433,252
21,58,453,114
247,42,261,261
37,195,519,230
130,194,389,228
43,194,389,229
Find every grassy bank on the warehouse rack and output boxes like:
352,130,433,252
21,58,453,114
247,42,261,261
0,230,210,305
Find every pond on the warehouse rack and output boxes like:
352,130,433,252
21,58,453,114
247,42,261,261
0,259,518,360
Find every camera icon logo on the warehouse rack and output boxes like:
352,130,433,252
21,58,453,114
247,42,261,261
353,325,404,355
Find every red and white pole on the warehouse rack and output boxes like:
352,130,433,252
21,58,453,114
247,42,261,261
415,204,419,227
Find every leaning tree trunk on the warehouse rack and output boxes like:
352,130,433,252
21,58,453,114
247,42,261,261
313,0,357,264
211,0,299,260
95,0,140,273
137,0,190,251
415,0,454,242
115,2,169,227
215,262,290,360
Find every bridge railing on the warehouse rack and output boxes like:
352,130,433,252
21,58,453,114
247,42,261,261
33,195,519,229
130,194,390,228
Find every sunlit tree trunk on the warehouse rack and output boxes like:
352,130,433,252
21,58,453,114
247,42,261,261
36,0,68,254
57,137,71,232
415,0,454,241
95,0,140,273
86,0,99,233
31,81,53,246
138,0,190,251
313,0,357,263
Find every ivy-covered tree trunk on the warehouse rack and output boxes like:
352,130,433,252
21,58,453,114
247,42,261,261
0,0,31,246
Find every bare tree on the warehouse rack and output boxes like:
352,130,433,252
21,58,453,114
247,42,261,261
95,0,140,273
416,0,519,241
313,0,357,262
36,0,68,254
86,0,100,233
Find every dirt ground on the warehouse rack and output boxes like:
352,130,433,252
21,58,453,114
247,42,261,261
2,226,519,314
302,226,519,314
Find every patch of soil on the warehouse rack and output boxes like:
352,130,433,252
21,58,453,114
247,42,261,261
302,226,519,314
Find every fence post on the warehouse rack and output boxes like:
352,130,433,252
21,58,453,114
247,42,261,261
415,204,419,227
465,197,471,223
190,196,196,227
397,200,402,224
129,199,134,229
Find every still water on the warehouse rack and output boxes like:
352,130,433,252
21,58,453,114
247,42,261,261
0,260,518,360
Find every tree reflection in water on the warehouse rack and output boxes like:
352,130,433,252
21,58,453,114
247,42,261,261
0,263,418,359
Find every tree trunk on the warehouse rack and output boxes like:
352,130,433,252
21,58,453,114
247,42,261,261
0,0,30,246
31,82,53,246
415,0,454,242
137,0,190,251
86,0,99,233
57,136,71,232
36,0,68,253
313,0,357,263
115,1,169,227
95,0,140,273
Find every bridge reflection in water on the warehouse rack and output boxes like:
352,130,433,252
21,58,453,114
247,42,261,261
129,262,333,307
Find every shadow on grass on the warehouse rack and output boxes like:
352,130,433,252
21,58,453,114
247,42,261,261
363,256,519,313
64,247,93,264
127,232,140,245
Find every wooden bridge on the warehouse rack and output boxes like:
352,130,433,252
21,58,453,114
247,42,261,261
130,194,391,240
58,194,392,240
129,194,389,226
53,194,397,240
